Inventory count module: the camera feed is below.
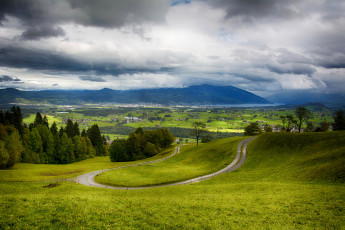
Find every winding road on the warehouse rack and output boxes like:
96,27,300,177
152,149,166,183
77,137,256,190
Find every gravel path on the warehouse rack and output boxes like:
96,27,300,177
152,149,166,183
77,137,256,190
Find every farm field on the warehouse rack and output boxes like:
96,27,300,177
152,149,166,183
21,103,335,140
0,132,344,229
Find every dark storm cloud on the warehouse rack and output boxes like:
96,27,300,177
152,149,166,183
79,76,107,82
0,75,21,82
0,46,164,76
0,0,169,37
21,26,65,40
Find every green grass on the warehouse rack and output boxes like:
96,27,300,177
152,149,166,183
0,132,344,229
0,147,175,182
236,131,345,184
95,137,245,187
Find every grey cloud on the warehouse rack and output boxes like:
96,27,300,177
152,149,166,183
21,26,65,40
208,0,301,21
266,63,316,76
0,0,170,34
0,75,21,82
79,76,107,82
0,46,169,76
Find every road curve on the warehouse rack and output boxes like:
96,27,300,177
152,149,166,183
77,137,256,190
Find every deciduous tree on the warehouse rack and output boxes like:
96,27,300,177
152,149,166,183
192,121,206,146
295,107,312,133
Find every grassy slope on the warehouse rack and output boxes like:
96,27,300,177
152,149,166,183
0,147,175,182
238,131,345,184
95,137,245,187
0,132,344,229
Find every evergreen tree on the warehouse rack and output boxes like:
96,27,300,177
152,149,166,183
50,122,58,136
37,124,55,163
10,106,23,135
73,122,80,137
34,112,43,126
30,128,44,163
81,129,87,137
87,124,105,156
65,119,74,138
59,126,64,137
333,110,345,131
42,115,49,128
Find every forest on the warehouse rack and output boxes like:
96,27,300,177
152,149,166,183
0,106,177,169
0,106,104,168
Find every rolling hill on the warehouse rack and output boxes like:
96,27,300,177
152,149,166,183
0,132,344,229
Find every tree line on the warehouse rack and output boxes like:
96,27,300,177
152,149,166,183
110,127,175,162
0,106,108,169
244,107,345,136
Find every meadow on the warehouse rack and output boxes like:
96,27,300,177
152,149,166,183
22,104,334,139
0,131,344,229
95,137,245,187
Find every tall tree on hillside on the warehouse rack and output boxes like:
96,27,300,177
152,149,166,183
65,119,74,138
87,124,106,156
333,110,345,131
34,112,43,126
192,121,206,147
50,122,58,136
295,107,312,133
73,122,80,137
42,115,49,128
11,106,23,135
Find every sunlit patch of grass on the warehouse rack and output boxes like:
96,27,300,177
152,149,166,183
95,137,245,187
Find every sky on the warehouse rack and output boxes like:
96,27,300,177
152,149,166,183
0,0,344,97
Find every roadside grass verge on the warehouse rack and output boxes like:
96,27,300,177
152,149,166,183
0,146,175,182
95,137,245,187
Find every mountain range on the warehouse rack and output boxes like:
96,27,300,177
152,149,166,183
0,84,271,105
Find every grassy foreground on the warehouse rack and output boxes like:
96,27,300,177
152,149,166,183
1,132,344,229
95,137,245,187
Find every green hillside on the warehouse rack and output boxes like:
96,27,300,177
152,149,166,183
237,131,345,183
96,137,245,187
0,132,344,229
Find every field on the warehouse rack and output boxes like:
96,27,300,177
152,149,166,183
21,104,335,140
0,132,344,229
